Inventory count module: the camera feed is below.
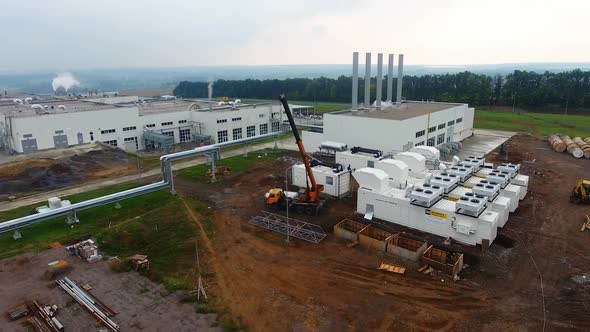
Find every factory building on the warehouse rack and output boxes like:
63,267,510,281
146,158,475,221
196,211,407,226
0,97,285,154
303,52,475,154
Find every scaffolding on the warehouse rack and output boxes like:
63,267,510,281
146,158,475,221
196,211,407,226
143,131,175,152
249,211,327,243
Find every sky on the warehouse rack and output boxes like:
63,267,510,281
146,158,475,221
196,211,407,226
1,0,589,71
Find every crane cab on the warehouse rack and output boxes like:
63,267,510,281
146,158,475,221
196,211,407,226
265,188,284,205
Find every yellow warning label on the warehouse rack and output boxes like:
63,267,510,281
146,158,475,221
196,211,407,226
430,211,448,219
447,196,459,202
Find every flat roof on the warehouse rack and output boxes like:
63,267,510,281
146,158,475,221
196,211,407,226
119,88,173,97
0,99,121,118
334,101,463,121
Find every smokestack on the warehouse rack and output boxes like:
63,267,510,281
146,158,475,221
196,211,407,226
208,82,213,101
387,54,394,102
376,53,383,109
364,52,371,108
396,54,404,105
352,52,359,110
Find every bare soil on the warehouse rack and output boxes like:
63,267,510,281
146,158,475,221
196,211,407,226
0,149,136,200
0,248,220,331
175,134,590,331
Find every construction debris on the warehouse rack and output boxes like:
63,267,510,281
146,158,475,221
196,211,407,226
65,239,102,263
581,215,590,232
378,262,406,275
56,277,119,331
25,300,63,332
127,254,150,271
44,260,71,280
7,303,29,320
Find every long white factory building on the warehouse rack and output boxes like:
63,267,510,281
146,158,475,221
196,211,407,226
0,96,285,154
304,52,475,154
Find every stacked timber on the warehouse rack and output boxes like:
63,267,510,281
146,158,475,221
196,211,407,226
584,137,590,145
548,135,566,152
562,136,584,158
573,137,590,159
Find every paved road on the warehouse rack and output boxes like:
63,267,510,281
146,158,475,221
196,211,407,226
0,139,297,212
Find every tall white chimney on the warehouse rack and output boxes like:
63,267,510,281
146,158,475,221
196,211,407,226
387,54,394,102
396,54,404,105
376,53,383,108
352,52,359,110
364,52,371,108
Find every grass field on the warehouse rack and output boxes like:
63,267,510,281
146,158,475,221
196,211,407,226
474,109,590,137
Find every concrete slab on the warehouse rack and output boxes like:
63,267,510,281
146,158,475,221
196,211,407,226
457,129,516,159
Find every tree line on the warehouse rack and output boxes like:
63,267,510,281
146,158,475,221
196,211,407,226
173,69,590,110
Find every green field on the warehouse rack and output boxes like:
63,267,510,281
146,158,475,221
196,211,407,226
474,110,590,137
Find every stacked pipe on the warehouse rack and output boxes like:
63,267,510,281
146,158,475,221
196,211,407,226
548,135,566,152
561,135,584,158
573,137,590,159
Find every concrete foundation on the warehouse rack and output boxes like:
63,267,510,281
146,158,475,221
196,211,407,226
387,234,428,262
358,226,393,252
333,219,368,242
421,245,464,278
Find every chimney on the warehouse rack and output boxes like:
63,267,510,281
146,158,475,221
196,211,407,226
396,54,404,105
352,52,359,110
387,54,394,102
364,52,371,108
376,53,383,109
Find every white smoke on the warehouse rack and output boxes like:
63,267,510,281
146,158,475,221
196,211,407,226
52,72,80,92
207,81,213,100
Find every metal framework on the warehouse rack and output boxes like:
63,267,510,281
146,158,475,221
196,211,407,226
249,211,327,243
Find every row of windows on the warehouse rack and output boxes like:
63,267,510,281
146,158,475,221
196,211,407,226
179,128,191,143
124,136,139,150
123,126,136,131
218,124,271,143
179,120,187,124
436,133,445,145
456,117,463,123
232,117,242,122
415,141,424,146
146,124,156,128
259,114,265,118
415,130,425,138
448,120,455,126
217,119,227,124
247,125,255,137
428,126,436,133
161,121,173,126
101,129,115,134
260,123,268,135
162,131,174,137
102,139,117,147
233,128,242,140
438,123,446,130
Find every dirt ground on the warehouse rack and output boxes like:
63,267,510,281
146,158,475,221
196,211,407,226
0,247,220,332
0,148,137,200
174,134,590,331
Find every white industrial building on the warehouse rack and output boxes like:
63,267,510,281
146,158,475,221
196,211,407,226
0,97,286,154
303,52,475,154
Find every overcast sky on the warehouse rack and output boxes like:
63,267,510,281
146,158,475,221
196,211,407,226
1,0,589,71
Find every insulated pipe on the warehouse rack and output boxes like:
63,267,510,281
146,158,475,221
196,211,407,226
364,52,371,108
352,52,359,110
387,54,394,102
376,53,383,108
396,54,404,105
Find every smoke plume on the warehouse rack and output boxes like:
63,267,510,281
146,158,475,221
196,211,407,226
52,72,80,92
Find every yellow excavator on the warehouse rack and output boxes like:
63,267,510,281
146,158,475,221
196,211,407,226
571,179,590,204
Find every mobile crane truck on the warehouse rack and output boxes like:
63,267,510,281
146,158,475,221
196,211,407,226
264,93,325,215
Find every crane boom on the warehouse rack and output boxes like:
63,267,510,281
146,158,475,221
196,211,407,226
278,93,322,202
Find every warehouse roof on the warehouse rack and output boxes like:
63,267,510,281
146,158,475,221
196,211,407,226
335,101,464,121
0,99,121,118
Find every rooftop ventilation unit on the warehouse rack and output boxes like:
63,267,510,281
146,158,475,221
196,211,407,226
410,183,444,207
461,156,485,172
446,165,472,182
486,170,510,188
497,163,520,178
456,192,487,217
472,180,501,201
350,146,383,158
429,174,460,193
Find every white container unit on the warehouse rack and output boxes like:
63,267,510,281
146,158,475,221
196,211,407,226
336,150,381,171
291,163,350,198
409,146,440,160
375,159,409,187
353,168,500,246
393,152,427,177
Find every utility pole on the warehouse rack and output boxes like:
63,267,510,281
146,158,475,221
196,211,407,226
285,166,290,244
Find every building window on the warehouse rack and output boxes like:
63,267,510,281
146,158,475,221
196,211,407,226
162,131,174,138
272,122,280,132
55,130,64,134
161,121,173,126
448,120,455,126
102,139,118,147
415,141,424,146
260,123,268,135
178,120,187,124
428,126,436,133
446,136,452,143
415,130,425,138
179,128,191,143
437,133,445,145
271,112,279,119
123,126,136,131
456,117,463,123
23,134,33,138
217,130,228,143
246,125,256,137
232,117,242,122
90,132,94,140
232,128,242,140
146,124,155,128
367,160,374,168
326,176,334,186
438,123,446,130
217,119,228,124
427,137,435,147
259,114,265,118
100,128,116,134
124,137,139,150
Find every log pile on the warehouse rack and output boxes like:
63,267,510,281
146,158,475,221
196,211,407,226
549,135,590,159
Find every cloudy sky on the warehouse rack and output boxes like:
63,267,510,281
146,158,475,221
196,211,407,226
1,0,589,71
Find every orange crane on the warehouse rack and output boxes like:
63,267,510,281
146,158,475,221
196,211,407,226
264,93,325,214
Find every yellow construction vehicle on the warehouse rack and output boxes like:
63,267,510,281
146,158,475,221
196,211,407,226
571,179,590,204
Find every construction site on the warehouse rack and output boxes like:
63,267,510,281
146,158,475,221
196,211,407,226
1,54,590,331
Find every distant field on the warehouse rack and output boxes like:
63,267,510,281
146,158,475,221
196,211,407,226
474,109,590,137
242,99,350,114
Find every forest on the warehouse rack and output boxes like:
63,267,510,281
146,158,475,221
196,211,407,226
173,69,590,111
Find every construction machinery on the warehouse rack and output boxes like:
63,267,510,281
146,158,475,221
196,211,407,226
264,93,325,214
571,179,590,204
